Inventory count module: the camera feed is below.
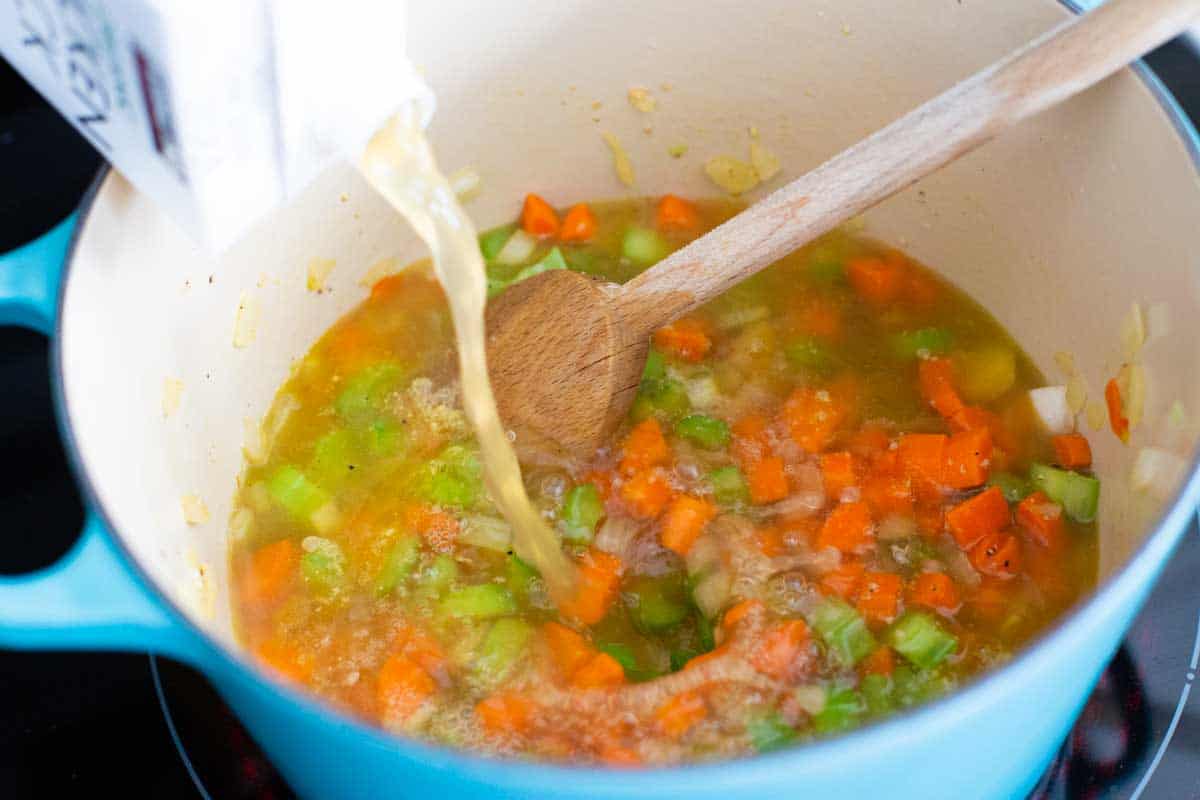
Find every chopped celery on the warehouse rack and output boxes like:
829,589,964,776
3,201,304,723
505,555,539,604
421,554,459,593
642,349,667,382
300,537,345,593
807,257,845,285
335,361,407,426
622,226,671,266
440,584,517,618
631,377,691,423
1030,463,1100,523
747,712,797,753
784,337,835,373
813,685,866,734
675,414,731,450
988,471,1033,503
669,648,697,672
893,664,955,707
310,429,357,487
861,673,895,715
563,248,603,275
479,224,517,261
510,247,567,284
597,642,659,682
424,445,482,508
809,598,877,666
561,484,604,543
374,533,421,596
708,466,750,507
486,276,509,298
267,466,329,521
887,611,958,669
365,418,404,457
892,328,954,359
628,575,690,633
474,617,533,685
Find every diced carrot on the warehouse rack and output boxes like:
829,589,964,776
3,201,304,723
860,645,896,677
559,203,598,243
750,619,811,679
542,622,594,678
1105,378,1130,444
847,256,905,306
819,561,866,599
376,653,436,723
403,504,460,553
904,268,940,308
242,539,300,607
327,323,379,373
781,386,849,453
848,426,892,459
255,639,312,685
755,524,786,557
559,548,622,625
394,625,448,679
969,578,1012,621
969,531,1023,579
684,644,730,671
856,571,903,624
914,503,945,538
476,692,535,736
520,193,560,238
908,572,961,614
660,495,718,556
653,318,712,363
655,690,708,738
820,451,861,499
861,471,915,517
747,456,789,504
732,413,772,467
919,358,965,419
598,743,642,768
1015,491,1065,551
656,194,701,231
816,501,874,554
721,599,765,633
369,272,408,304
619,418,672,475
572,651,626,689
898,433,947,486
945,486,1010,549
1052,433,1093,469
943,428,993,490
620,468,675,519
792,297,844,341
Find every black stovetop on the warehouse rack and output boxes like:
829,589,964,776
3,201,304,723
2,40,1200,800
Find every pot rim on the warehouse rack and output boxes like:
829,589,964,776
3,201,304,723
46,9,1200,793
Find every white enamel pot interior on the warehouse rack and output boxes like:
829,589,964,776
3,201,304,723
55,0,1200,796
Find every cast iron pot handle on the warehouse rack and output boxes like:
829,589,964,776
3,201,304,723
0,214,199,660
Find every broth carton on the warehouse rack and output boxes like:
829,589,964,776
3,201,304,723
0,0,433,250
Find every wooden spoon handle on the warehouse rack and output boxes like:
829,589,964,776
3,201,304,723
613,0,1200,341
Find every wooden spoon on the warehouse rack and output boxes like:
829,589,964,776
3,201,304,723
486,0,1200,457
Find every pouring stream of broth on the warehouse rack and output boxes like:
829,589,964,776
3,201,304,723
359,115,576,598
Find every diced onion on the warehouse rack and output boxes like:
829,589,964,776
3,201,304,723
306,257,336,293
1066,375,1088,415
1119,363,1146,430
1029,386,1074,434
682,373,720,410
459,514,513,552
1086,402,1107,432
749,140,781,182
693,569,732,619
1131,447,1186,499
493,229,537,266
180,494,210,525
627,87,657,113
601,131,636,187
1120,303,1146,361
704,155,759,196
229,507,254,539
1053,351,1076,377
448,166,482,201
791,685,827,716
310,503,341,535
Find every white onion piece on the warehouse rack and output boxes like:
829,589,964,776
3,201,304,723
1131,447,1186,499
458,514,512,552
1029,386,1074,434
878,514,917,541
693,569,732,619
493,228,537,266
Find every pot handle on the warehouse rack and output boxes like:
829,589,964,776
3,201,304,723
0,216,201,662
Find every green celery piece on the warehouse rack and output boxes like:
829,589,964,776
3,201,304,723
1030,463,1100,523
421,554,459,593
310,429,358,487
807,257,846,285
479,224,516,261
440,584,518,619
813,685,867,734
628,575,690,633
561,484,604,543
669,648,697,672
892,328,954,360
988,471,1033,503
784,337,835,373
809,598,877,666
597,642,660,682
649,379,691,422
893,664,955,707
510,247,567,285
425,445,482,508
300,538,345,593
675,414,731,450
374,533,421,597
642,349,667,382
505,555,539,604
563,247,604,276
474,617,534,685
622,226,671,266
860,673,895,715
887,611,958,669
335,361,407,426
486,276,509,298
696,612,716,651
267,466,329,521
747,712,797,753
708,466,750,507
366,418,405,457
